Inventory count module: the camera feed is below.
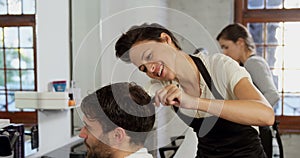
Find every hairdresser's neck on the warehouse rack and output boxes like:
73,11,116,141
175,51,201,96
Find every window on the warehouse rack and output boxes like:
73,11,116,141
0,0,37,125
235,0,300,133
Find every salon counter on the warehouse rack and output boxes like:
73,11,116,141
41,138,86,158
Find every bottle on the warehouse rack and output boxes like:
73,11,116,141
68,93,75,107
68,80,81,105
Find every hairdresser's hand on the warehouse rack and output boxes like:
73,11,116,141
154,84,198,109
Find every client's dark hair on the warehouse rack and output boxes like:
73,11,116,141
81,82,155,145
115,23,181,63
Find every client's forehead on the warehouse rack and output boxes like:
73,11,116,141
83,116,102,132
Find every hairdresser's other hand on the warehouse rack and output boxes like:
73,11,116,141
154,84,198,109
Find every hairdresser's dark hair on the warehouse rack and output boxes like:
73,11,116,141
80,82,155,145
115,23,182,63
216,23,256,52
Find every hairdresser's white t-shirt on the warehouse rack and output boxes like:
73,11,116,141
179,53,252,118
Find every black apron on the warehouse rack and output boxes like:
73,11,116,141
173,55,267,158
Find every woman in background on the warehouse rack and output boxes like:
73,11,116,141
217,23,280,158
217,23,279,107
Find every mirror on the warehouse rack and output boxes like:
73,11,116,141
69,0,101,136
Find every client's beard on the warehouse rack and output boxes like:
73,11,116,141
85,139,113,158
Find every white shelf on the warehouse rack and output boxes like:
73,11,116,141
17,106,68,111
15,91,69,110
37,105,79,111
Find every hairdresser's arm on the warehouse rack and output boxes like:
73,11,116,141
155,78,275,126
198,77,275,126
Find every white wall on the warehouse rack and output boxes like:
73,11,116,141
166,0,234,54
168,0,234,38
31,0,76,157
36,0,70,92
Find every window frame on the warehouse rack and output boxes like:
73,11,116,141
0,13,37,125
235,0,300,134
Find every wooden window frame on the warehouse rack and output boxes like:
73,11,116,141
0,14,37,125
235,0,300,134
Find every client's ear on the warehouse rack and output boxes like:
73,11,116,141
112,127,127,144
